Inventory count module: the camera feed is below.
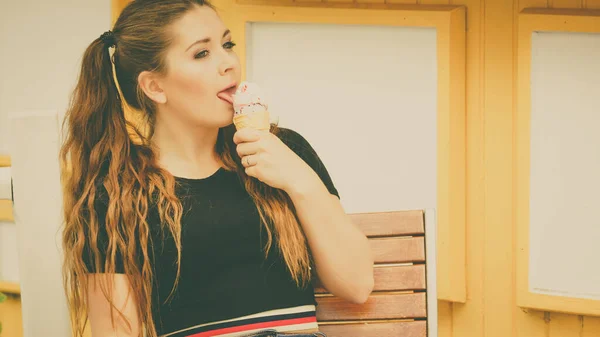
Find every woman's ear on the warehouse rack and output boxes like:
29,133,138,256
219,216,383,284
138,71,167,104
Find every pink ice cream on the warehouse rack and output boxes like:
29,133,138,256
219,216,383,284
233,82,269,116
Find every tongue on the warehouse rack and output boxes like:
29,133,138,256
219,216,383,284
217,91,234,104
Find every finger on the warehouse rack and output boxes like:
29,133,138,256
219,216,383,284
241,154,259,168
237,142,260,157
245,166,257,178
233,128,261,145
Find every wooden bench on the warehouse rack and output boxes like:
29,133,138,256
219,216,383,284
314,210,437,337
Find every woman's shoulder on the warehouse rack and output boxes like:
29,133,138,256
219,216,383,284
275,127,340,198
275,127,312,150
275,126,302,139
275,126,326,159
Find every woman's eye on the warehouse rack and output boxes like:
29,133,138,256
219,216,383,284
224,41,236,50
195,50,209,59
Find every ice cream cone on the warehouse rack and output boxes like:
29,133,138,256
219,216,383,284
233,110,271,131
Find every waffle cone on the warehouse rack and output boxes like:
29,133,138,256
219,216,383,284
233,110,271,131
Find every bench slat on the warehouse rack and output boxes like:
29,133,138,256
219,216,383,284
314,265,426,293
370,237,425,264
316,293,427,320
350,210,424,237
319,321,427,337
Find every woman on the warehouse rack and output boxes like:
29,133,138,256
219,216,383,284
60,1,374,337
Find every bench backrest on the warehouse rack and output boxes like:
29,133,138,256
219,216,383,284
315,210,437,337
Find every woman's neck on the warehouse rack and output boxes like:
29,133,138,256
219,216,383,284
152,117,222,179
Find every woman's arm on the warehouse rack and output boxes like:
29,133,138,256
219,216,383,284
234,128,374,303
87,274,140,337
286,175,374,304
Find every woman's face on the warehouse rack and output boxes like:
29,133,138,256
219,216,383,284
157,5,241,129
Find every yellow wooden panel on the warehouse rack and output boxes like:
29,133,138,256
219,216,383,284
0,200,13,222
549,0,583,8
516,5,551,333
386,0,418,3
0,155,13,221
447,0,485,333
438,300,453,337
0,281,20,294
435,4,467,304
548,313,583,337
520,0,550,9
586,0,600,8
483,0,516,334
0,155,9,167
516,9,600,317
111,0,130,25
519,8,600,33
582,316,600,337
356,0,386,4
0,294,23,337
419,0,449,4
233,0,456,8
516,309,549,337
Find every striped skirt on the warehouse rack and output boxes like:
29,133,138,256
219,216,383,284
161,305,325,337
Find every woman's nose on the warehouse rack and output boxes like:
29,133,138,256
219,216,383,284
218,53,236,76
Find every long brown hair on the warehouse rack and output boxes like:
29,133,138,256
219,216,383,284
60,1,311,336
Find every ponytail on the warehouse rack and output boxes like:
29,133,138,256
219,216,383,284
70,36,129,167
61,34,177,337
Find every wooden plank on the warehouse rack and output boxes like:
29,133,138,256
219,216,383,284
316,293,426,320
315,265,426,293
111,0,130,25
548,313,583,337
583,316,600,337
438,300,453,337
356,0,386,4
585,0,600,9
515,309,549,337
418,0,449,4
549,0,583,8
0,200,14,222
0,155,10,167
0,294,23,337
350,210,424,237
370,237,425,264
0,281,20,294
319,320,427,337
386,0,418,3
371,265,426,291
519,0,549,9
483,0,515,335
451,0,485,330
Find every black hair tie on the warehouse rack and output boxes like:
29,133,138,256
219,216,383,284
100,30,116,48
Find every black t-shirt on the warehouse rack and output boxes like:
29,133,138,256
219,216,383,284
83,128,339,335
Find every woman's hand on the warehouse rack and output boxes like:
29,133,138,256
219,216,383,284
233,129,318,193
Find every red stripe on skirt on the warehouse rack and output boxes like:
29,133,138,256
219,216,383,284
186,316,317,337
